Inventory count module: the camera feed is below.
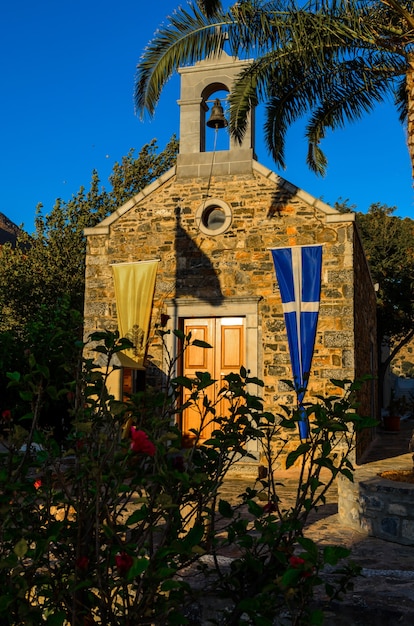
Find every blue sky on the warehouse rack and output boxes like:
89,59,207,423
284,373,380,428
1,0,413,234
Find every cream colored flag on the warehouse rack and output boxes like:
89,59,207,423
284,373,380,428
112,260,159,368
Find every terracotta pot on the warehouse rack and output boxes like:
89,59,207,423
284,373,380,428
383,415,401,432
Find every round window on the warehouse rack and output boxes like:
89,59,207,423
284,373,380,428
196,199,232,235
202,206,226,230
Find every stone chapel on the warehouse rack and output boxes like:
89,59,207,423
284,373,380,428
83,52,377,468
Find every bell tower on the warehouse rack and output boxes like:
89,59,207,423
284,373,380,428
176,51,256,179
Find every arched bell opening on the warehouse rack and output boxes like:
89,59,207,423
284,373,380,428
201,84,230,153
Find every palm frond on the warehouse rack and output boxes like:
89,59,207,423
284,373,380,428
135,0,414,175
135,4,230,117
228,73,258,146
263,61,324,168
305,58,395,173
196,0,223,18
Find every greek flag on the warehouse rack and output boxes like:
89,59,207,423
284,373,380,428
270,245,323,439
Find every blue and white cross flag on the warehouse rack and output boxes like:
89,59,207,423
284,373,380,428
270,245,323,439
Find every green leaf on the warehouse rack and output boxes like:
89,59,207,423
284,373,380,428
245,375,264,387
113,338,134,352
19,411,34,421
286,442,311,469
19,390,33,402
192,339,212,348
218,499,234,518
93,345,108,354
46,611,67,626
126,507,148,525
6,371,20,382
281,567,301,587
195,371,215,389
173,328,185,341
127,557,150,580
182,523,204,549
14,538,28,558
313,457,335,471
323,545,350,565
90,330,111,342
247,499,264,517
36,363,50,378
297,536,318,559
330,378,350,389
340,468,354,482
172,375,194,390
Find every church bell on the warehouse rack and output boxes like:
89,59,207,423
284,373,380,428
206,98,228,129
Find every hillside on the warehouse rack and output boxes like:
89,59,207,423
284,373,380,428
0,212,21,246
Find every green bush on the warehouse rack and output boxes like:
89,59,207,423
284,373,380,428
0,329,375,625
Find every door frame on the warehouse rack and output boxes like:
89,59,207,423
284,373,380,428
164,297,262,456
180,316,246,445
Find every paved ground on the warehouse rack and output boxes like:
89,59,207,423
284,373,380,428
217,419,414,624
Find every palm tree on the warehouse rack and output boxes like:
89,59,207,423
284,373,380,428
135,0,414,180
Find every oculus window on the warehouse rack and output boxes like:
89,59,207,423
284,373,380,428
196,198,232,235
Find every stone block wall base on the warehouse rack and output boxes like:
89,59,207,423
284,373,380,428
338,454,414,545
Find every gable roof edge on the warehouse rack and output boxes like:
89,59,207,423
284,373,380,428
252,161,354,222
84,166,177,236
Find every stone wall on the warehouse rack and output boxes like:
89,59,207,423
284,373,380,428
390,342,414,379
84,162,376,462
389,342,414,411
338,455,414,545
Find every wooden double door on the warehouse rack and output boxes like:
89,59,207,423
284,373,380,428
181,317,245,445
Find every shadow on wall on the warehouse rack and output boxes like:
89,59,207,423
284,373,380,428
174,206,224,305
267,182,298,219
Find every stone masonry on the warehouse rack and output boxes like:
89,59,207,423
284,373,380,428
338,453,414,545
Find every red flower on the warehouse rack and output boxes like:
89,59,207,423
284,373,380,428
289,556,306,568
34,479,42,490
76,556,89,570
130,427,156,456
289,555,313,578
115,551,133,576
263,501,277,513
1,409,11,421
